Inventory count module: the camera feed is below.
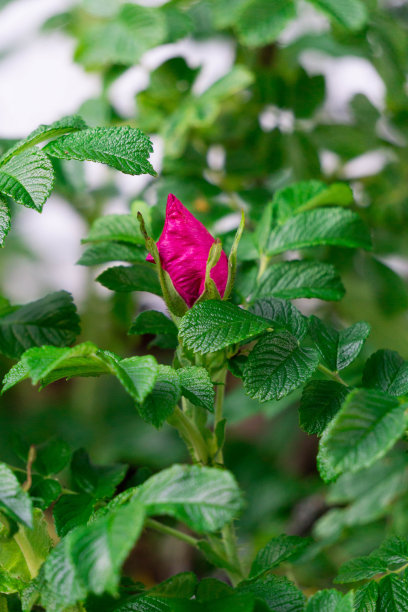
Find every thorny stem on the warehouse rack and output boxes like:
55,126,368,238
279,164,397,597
145,518,199,548
318,363,348,386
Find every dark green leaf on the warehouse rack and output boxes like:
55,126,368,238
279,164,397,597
318,389,407,482
83,214,145,246
33,439,71,476
354,581,378,612
309,316,370,371
71,449,127,499
0,463,33,527
243,331,319,401
363,350,408,397
0,148,54,211
255,261,345,301
148,572,198,598
250,297,308,340
266,208,371,255
135,464,243,533
178,367,215,413
97,264,162,295
377,537,408,568
0,290,80,359
299,380,348,435
44,126,156,176
237,574,305,611
53,493,95,538
129,311,178,339
29,476,61,510
179,300,270,354
250,534,312,578
377,574,408,612
139,365,180,428
306,589,353,611
335,556,387,583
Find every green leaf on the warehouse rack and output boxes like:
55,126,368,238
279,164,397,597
0,291,80,359
0,463,33,527
0,197,10,247
2,343,158,404
266,208,371,255
78,242,146,266
31,438,71,476
376,537,408,569
250,297,308,340
255,261,345,301
243,331,319,402
28,476,61,511
236,0,296,47
177,366,215,413
148,572,198,598
377,574,408,612
179,300,270,354
299,380,348,435
53,493,95,538
41,497,145,607
354,581,378,612
44,126,156,176
71,449,127,499
250,534,312,578
82,214,145,246
306,0,368,30
135,464,243,533
0,148,54,211
139,365,181,428
129,310,178,339
317,389,407,482
309,317,370,371
0,115,87,164
306,589,354,611
335,556,387,583
271,180,353,223
236,574,305,611
97,264,162,295
362,350,408,397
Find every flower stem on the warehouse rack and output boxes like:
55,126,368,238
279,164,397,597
145,518,199,548
169,406,209,464
14,527,43,578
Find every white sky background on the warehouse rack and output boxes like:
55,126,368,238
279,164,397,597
0,0,386,303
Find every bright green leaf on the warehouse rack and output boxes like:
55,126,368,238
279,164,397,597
306,0,368,30
78,242,146,266
0,148,54,211
177,366,215,413
250,297,308,340
0,463,33,527
236,0,296,47
82,214,145,246
0,197,10,247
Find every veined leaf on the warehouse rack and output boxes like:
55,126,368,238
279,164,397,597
255,260,345,301
53,493,95,538
250,297,308,340
135,464,243,533
335,556,387,583
0,148,54,211
250,534,312,578
300,380,348,435
0,463,33,527
2,343,158,404
179,300,270,354
318,389,407,482
178,366,215,413
78,242,146,266
236,0,296,47
306,0,368,30
243,331,319,401
82,213,145,245
354,581,378,612
0,115,87,164
237,573,305,611
363,350,408,396
97,264,162,295
44,126,156,176
266,207,371,255
309,316,370,371
0,291,80,359
377,574,408,612
139,365,180,428
0,197,10,247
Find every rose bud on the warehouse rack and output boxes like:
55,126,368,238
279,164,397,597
146,194,229,308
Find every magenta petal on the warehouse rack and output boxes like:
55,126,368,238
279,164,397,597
146,194,228,307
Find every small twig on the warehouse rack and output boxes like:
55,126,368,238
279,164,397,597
22,445,36,492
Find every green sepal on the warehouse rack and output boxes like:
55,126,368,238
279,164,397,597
195,239,223,304
224,210,245,299
137,212,188,317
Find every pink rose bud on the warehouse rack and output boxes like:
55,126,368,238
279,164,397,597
146,194,228,308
